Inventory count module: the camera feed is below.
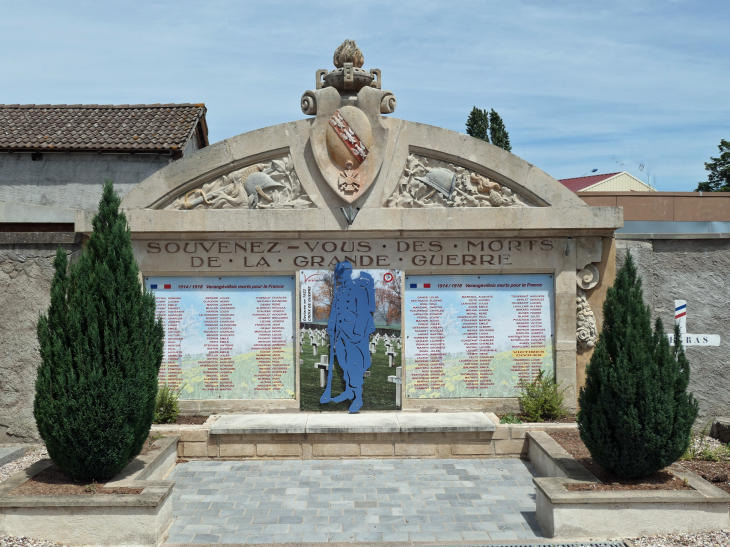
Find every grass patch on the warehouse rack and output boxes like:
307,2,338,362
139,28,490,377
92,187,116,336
300,333,399,411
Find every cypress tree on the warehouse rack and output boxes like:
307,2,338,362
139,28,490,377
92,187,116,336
577,252,698,479
35,180,164,482
489,109,512,151
695,139,730,192
466,107,490,142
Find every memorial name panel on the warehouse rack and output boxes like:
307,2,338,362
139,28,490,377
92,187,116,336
404,274,554,399
146,276,295,400
134,238,560,273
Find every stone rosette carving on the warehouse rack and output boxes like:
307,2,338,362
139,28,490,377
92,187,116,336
577,263,599,290
385,154,537,208
576,288,598,349
168,154,313,210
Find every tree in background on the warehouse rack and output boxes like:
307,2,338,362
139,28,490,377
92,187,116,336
313,270,335,321
577,252,698,479
34,180,164,481
466,107,490,142
696,139,730,192
489,109,512,152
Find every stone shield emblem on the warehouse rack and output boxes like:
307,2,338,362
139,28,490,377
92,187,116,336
306,86,392,204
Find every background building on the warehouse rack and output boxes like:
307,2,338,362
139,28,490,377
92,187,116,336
560,171,656,192
0,103,208,442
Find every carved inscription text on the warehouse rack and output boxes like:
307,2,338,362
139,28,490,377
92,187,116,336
135,238,560,274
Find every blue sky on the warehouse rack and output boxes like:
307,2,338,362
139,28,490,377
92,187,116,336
2,1,728,191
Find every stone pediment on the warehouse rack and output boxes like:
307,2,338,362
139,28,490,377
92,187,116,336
117,118,621,234
118,41,620,235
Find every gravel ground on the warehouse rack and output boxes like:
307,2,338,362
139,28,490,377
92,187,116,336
0,536,68,547
632,531,730,547
0,446,47,484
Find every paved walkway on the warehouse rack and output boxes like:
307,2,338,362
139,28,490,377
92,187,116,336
165,458,543,544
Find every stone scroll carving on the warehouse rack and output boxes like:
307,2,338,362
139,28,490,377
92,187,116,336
576,289,598,349
168,154,314,210
577,263,599,290
385,154,537,209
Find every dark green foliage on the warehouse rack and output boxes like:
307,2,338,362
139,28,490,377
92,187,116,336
517,370,567,422
154,385,181,424
577,252,698,479
489,109,512,151
34,180,164,482
696,139,730,192
466,107,490,142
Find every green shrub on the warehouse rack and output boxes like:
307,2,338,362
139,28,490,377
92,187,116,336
154,385,181,424
578,252,698,479
34,180,164,482
499,412,524,424
517,369,567,422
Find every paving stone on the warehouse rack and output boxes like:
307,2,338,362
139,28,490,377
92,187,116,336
191,533,221,543
381,532,410,541
300,532,329,542
165,457,539,545
328,532,357,542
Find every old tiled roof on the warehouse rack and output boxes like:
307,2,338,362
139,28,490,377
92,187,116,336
558,172,619,192
0,103,207,152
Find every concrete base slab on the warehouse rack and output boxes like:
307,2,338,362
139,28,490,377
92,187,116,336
210,411,496,435
306,413,401,433
397,412,495,433
0,447,25,467
212,414,308,434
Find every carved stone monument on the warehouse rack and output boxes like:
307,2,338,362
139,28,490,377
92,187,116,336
114,40,622,414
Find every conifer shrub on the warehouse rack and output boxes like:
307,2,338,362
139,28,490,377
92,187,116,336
154,385,181,424
34,181,164,481
517,370,567,422
577,252,698,479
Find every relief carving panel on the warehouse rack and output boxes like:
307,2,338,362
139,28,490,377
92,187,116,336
167,154,314,210
385,154,538,208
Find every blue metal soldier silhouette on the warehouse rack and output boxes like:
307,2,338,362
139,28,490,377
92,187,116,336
320,261,375,413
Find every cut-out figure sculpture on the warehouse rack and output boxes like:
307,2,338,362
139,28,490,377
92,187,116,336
320,261,375,413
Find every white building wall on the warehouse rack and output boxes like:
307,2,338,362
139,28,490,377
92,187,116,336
587,172,655,192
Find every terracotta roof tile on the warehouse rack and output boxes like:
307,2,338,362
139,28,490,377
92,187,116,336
558,172,620,192
0,103,207,152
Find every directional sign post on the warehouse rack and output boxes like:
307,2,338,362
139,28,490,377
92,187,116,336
668,300,721,347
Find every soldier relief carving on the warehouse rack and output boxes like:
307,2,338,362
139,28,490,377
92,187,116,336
168,154,313,210
386,154,537,208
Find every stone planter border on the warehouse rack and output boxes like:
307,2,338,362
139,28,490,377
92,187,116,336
528,431,730,539
0,435,179,547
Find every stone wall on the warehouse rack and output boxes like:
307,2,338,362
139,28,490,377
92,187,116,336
617,238,730,425
0,153,171,210
0,243,81,442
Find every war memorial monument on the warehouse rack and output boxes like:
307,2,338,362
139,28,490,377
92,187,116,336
109,40,621,419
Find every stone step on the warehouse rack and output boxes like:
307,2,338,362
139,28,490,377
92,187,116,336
210,412,496,435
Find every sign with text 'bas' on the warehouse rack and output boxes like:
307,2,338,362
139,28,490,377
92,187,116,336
404,274,554,399
146,276,295,400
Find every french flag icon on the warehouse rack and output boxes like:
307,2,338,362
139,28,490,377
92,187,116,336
410,283,431,289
